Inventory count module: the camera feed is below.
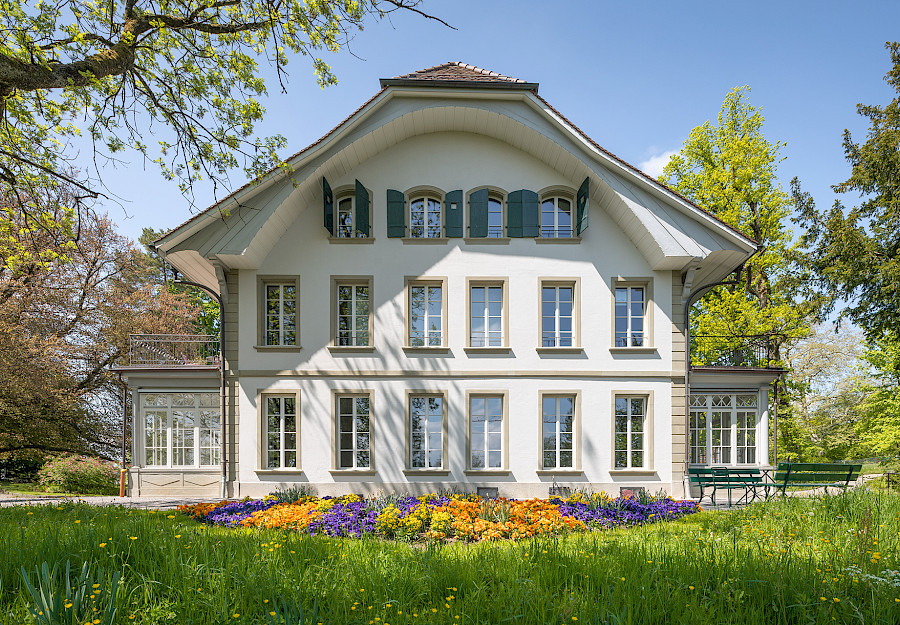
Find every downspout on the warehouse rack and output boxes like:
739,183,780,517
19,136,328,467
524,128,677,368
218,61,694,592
681,245,763,498
116,371,129,497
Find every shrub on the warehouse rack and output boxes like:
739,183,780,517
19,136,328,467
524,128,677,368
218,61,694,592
37,455,119,495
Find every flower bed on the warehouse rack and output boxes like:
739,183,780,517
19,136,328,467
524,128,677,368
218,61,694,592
179,492,699,542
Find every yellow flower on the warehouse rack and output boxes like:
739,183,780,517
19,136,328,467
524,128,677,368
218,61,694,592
167,515,175,518
175,535,181,538
99,543,106,548
833,598,840,603
688,586,694,590
233,614,240,618
129,536,137,540
65,603,73,608
264,599,269,603
620,577,625,581
269,612,276,616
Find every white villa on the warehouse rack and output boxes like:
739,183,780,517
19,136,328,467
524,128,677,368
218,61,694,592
117,62,782,499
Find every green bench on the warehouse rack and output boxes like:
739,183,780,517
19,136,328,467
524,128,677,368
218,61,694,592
774,463,862,496
688,466,767,507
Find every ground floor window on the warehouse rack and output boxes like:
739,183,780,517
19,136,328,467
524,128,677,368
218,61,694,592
689,393,758,465
542,394,575,469
469,394,503,469
265,395,297,468
140,392,219,467
337,395,371,468
614,396,645,468
409,394,443,468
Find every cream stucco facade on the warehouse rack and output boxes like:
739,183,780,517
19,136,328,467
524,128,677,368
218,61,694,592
119,63,777,499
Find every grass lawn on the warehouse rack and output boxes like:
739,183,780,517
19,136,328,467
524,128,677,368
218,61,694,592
1,490,899,624
0,480,109,498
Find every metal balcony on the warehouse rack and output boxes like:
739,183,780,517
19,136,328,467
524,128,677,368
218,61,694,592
690,334,781,369
128,334,219,367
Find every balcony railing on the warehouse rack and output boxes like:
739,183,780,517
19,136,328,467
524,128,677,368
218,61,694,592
690,334,781,369
128,334,219,367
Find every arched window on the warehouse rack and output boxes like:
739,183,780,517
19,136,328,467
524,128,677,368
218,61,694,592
409,196,442,238
487,196,503,238
540,197,573,238
336,196,355,238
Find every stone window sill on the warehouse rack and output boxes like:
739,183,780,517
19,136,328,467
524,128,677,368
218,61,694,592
536,469,584,476
609,347,658,355
609,469,657,476
255,469,303,475
254,345,302,352
329,469,378,476
402,346,451,354
536,347,584,355
534,237,581,244
463,237,511,244
327,345,376,354
328,236,375,244
401,237,449,244
464,469,511,476
463,346,512,355
403,469,452,476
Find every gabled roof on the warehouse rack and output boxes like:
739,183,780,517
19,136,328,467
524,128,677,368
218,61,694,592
380,61,539,92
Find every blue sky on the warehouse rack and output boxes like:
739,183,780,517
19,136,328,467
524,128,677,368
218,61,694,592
102,1,900,244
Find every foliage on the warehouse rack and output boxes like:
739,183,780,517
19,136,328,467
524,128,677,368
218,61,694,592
0,201,199,456
853,333,900,459
19,560,121,625
1,492,899,624
0,449,46,481
660,86,817,357
36,454,119,494
794,42,900,339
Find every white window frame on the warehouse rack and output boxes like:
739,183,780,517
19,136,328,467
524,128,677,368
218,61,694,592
408,393,445,469
335,393,372,469
336,195,355,238
467,279,507,348
409,196,442,238
330,276,373,348
541,393,577,470
487,196,504,238
689,393,760,466
540,196,574,238
540,281,578,348
467,393,506,470
614,395,646,469
405,278,447,348
262,394,298,469
139,392,220,468
614,284,647,347
256,276,300,349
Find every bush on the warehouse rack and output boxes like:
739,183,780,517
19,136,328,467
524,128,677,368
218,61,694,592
37,455,119,495
0,450,46,481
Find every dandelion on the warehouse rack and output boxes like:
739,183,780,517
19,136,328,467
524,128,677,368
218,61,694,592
833,598,840,603
689,586,694,590
75,520,81,524
129,536,137,540
269,612,276,616
99,543,106,548
65,603,73,608
233,614,240,618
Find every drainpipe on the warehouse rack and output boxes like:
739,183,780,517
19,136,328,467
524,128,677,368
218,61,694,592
117,371,129,497
681,245,762,498
173,278,227,500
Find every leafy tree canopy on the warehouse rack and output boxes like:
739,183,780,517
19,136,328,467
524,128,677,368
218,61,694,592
0,0,445,270
660,87,815,356
795,41,900,340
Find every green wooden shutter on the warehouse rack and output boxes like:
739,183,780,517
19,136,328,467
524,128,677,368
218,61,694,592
576,177,590,235
355,179,370,237
507,190,524,237
468,188,489,238
323,177,334,235
522,190,540,237
444,190,463,237
386,189,406,238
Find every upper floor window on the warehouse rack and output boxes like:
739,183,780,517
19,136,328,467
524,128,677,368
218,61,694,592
615,286,645,347
469,282,504,347
264,283,297,346
410,197,442,238
541,197,573,238
324,178,371,239
487,197,504,238
331,277,372,348
408,280,444,347
336,196,356,238
541,283,575,347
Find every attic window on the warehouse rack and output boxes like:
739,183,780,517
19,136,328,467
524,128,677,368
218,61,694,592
336,196,355,238
410,197,442,238
540,197,573,238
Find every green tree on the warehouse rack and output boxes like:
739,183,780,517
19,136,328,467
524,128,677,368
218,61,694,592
660,86,815,355
0,0,446,270
795,42,900,340
853,333,900,460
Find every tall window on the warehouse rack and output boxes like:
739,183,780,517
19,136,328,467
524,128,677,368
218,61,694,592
542,395,574,469
410,197,442,238
141,393,220,467
487,197,503,237
470,284,503,347
614,286,645,347
614,396,645,469
410,395,443,469
265,396,297,469
336,283,370,346
337,395,370,469
469,395,503,469
541,197,573,237
689,394,759,465
336,197,354,238
265,283,297,346
409,284,442,347
541,284,574,347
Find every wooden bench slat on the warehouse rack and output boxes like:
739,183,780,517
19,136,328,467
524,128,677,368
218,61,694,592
776,472,860,482
777,463,861,472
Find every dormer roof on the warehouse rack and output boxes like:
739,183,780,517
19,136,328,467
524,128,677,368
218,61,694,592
380,61,539,92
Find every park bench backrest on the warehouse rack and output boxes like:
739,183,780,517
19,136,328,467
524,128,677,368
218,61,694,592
775,463,862,486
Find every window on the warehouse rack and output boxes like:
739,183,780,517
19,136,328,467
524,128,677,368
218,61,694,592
141,392,219,467
689,394,759,465
469,394,503,469
407,280,445,347
614,285,645,347
542,394,575,469
541,282,575,347
468,281,505,347
409,394,443,469
331,277,373,348
614,396,645,469
263,283,297,346
337,394,371,469
410,197,442,238
540,197,573,237
336,196,355,238
264,395,297,469
487,197,503,238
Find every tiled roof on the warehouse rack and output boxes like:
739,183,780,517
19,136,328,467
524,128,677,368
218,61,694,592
390,62,528,83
